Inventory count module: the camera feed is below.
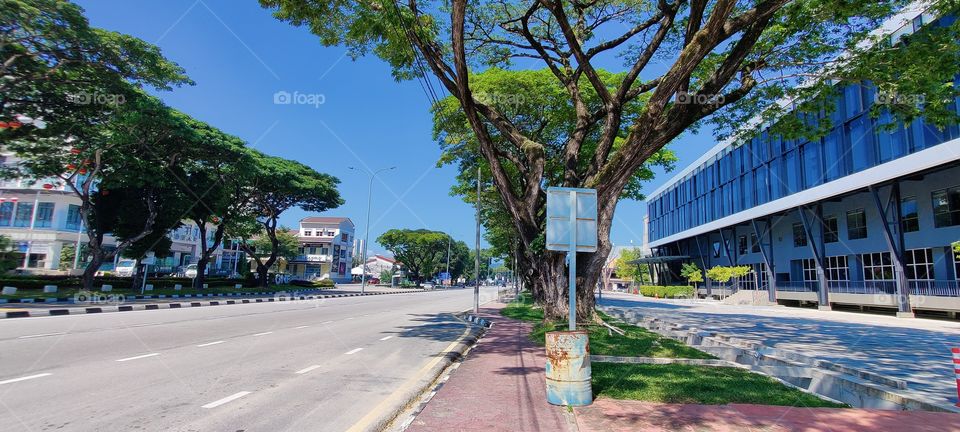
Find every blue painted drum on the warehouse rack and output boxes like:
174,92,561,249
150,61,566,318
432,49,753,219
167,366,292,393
545,330,592,406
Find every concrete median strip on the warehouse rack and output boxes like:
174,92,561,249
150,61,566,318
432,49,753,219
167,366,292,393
0,288,439,319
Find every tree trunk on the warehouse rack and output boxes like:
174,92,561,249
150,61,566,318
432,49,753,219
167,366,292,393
256,264,270,288
520,194,615,324
195,258,208,289
82,252,102,291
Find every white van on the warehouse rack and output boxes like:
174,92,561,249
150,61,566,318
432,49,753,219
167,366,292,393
116,259,137,277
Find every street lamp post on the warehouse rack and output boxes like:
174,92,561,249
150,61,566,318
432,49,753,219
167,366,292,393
474,165,480,314
350,166,396,294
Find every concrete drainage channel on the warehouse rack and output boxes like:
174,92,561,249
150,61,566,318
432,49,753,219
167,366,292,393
601,306,960,413
1,290,434,319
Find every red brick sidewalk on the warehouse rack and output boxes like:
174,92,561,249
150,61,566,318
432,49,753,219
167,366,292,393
406,303,570,432
575,398,960,432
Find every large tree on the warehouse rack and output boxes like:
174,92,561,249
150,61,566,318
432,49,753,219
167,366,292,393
179,123,256,289
377,229,452,282
264,0,960,320
235,155,343,287
2,0,192,289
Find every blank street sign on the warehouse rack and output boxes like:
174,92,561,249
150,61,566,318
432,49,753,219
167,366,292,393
546,187,597,252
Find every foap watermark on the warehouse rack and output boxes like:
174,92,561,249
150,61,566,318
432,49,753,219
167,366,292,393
273,90,326,107
73,290,126,305
66,91,126,106
675,91,725,105
273,290,327,308
874,92,925,106
474,91,529,111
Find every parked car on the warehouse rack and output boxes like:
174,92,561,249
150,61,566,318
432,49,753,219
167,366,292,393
184,264,208,279
115,259,137,277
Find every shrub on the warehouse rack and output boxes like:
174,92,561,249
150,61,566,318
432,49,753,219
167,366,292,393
289,279,336,288
637,285,695,298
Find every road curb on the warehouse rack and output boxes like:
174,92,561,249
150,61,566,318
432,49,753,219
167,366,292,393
0,289,438,319
351,315,487,432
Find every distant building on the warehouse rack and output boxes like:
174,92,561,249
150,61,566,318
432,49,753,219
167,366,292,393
644,7,960,317
286,217,355,283
351,255,398,279
0,153,241,275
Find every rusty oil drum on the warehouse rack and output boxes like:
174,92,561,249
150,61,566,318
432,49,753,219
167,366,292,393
545,330,592,406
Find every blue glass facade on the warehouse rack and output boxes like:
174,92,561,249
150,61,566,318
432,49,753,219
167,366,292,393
648,81,960,243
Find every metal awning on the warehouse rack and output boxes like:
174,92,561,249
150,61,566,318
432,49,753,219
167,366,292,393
627,255,689,265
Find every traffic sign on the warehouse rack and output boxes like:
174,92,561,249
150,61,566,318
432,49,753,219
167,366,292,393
546,188,597,252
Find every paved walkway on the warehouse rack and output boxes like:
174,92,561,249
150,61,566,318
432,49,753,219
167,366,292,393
598,292,960,405
576,398,960,431
406,303,570,432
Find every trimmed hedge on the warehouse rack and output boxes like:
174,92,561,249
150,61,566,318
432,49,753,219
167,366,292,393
636,285,695,298
0,275,254,291
289,279,336,288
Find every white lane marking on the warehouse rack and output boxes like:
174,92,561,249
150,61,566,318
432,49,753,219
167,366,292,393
345,317,355,320
115,353,160,362
345,348,363,355
293,325,309,329
253,331,273,336
197,341,225,347
379,336,393,341
201,391,252,409
321,321,334,325
0,373,52,385
295,365,321,374
18,332,66,339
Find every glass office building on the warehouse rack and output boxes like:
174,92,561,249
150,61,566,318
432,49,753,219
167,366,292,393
644,10,960,318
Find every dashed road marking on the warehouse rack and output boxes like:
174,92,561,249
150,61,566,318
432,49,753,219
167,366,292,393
253,331,273,337
321,321,334,325
18,332,66,339
197,341,225,347
295,365,321,374
201,391,251,409
116,353,160,362
345,348,363,355
293,325,309,329
0,373,52,385
379,336,393,341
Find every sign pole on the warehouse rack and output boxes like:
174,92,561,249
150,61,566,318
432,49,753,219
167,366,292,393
568,190,577,331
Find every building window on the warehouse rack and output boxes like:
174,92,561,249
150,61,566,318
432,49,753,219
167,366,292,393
304,230,312,236
712,241,721,258
34,202,53,228
901,198,919,232
738,235,747,255
801,258,818,282
0,202,12,227
954,248,960,281
13,202,33,227
932,186,960,227
66,204,82,230
825,255,849,281
904,248,934,280
750,233,760,253
823,216,839,243
861,252,894,281
846,209,867,240
793,223,807,247
341,233,348,242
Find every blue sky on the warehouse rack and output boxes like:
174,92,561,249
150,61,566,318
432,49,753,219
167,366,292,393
76,0,711,255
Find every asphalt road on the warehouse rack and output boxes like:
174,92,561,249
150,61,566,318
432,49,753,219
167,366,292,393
0,286,501,431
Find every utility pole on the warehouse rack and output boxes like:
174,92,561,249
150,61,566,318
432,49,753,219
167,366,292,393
21,189,41,269
350,166,396,294
445,236,451,287
474,165,480,314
